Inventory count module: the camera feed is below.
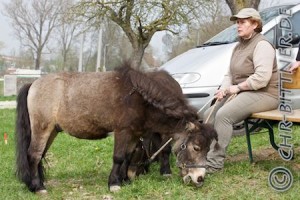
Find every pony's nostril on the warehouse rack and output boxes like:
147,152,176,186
197,176,204,183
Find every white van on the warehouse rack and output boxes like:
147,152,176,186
160,4,300,121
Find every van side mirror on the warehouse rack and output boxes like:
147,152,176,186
291,33,300,45
276,32,300,49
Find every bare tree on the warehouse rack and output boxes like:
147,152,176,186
194,0,232,45
169,0,231,60
225,0,261,15
74,0,206,69
259,0,280,10
3,0,63,70
101,19,132,70
55,0,81,71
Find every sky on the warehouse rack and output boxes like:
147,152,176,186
0,0,300,56
0,0,20,55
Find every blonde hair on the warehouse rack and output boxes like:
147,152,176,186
249,18,262,33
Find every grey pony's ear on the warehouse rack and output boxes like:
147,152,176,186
214,140,220,151
201,123,220,150
211,127,220,150
185,122,196,132
185,121,201,132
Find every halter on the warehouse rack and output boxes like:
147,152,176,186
177,162,207,169
176,139,207,169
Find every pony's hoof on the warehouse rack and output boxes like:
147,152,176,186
36,189,48,195
109,185,121,192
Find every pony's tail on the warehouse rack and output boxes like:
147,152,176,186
15,83,32,187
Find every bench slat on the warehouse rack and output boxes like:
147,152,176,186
250,109,300,123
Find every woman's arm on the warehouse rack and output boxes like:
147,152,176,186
246,40,275,90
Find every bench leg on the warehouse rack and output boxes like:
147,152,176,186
265,120,279,151
244,119,254,163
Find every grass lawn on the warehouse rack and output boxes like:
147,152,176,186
0,108,299,200
0,95,16,101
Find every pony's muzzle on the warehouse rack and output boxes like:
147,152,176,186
182,167,206,187
183,174,205,187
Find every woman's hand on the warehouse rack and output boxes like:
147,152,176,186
228,85,240,94
289,61,300,73
215,89,228,100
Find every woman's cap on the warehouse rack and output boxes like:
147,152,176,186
230,8,261,21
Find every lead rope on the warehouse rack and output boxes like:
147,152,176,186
204,94,237,124
147,137,173,163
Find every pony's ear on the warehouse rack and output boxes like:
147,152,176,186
200,123,218,140
207,125,220,150
214,141,220,151
199,123,219,149
211,127,218,142
185,122,196,131
185,121,200,132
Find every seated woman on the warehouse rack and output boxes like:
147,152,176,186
203,8,279,173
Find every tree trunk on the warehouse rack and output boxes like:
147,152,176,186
131,44,146,69
35,50,42,70
225,0,260,15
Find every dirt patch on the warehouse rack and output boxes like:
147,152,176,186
227,147,300,163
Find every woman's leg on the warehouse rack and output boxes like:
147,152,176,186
205,92,278,170
203,96,228,124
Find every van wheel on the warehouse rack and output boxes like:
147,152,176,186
232,122,247,136
232,119,261,137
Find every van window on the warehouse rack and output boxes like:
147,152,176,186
290,11,300,47
202,4,295,46
264,28,276,45
291,12,300,33
203,25,237,45
260,5,293,24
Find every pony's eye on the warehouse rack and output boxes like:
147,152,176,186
193,145,201,151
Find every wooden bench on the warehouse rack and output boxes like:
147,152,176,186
244,109,300,163
244,69,300,163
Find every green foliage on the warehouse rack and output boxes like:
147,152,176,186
0,95,16,101
0,108,299,199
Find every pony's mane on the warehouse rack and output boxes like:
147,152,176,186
115,63,199,121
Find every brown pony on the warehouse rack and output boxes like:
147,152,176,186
15,62,218,193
